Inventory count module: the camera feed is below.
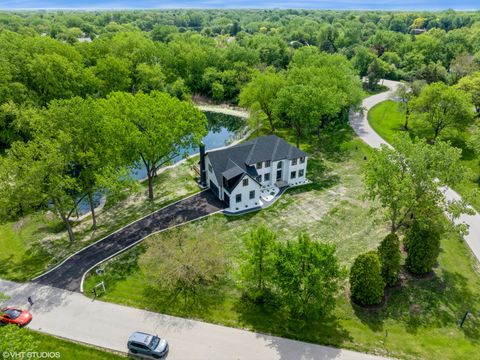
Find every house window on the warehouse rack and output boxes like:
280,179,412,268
277,161,283,169
264,173,270,182
291,171,296,179
300,157,305,164
292,158,297,165
256,162,263,169
256,175,262,182
249,190,255,199
243,178,249,186
265,160,271,167
236,194,242,203
299,169,304,177
208,164,212,172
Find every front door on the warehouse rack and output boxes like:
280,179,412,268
276,170,282,180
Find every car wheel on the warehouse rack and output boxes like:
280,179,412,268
153,356,160,359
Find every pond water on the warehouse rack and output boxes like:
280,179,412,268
76,111,246,215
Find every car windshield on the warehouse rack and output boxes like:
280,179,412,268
148,336,160,349
4,309,22,319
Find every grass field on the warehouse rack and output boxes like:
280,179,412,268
0,327,125,359
368,100,480,212
84,125,480,359
0,158,200,281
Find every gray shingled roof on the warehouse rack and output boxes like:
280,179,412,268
206,135,307,187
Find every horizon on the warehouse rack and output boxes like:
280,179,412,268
1,1,479,11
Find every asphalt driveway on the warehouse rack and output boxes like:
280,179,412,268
33,190,225,292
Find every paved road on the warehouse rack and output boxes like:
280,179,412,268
0,279,389,360
350,79,480,263
33,191,225,292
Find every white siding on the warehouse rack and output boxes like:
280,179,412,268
253,160,274,187
229,175,261,212
286,156,308,185
205,155,223,200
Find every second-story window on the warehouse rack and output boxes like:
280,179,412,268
256,162,263,169
265,160,271,167
300,157,305,164
243,178,249,186
277,161,283,169
292,158,297,166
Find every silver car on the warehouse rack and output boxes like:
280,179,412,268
127,331,169,359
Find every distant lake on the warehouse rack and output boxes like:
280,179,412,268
2,0,478,10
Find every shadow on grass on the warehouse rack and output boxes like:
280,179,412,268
233,298,353,349
353,266,480,340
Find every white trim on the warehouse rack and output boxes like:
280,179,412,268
31,190,207,281
79,208,224,293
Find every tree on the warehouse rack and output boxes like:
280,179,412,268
134,63,165,93
274,233,340,318
366,58,388,90
274,84,318,148
404,220,441,274
377,233,401,286
455,71,480,115
351,46,376,77
239,68,285,132
239,225,276,303
94,55,132,95
103,91,207,200
364,134,467,233
44,97,134,230
139,229,227,306
411,82,474,142
349,251,385,305
393,80,426,130
0,138,81,242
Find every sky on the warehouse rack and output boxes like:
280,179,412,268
0,0,478,11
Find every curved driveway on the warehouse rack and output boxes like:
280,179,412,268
349,79,480,263
33,190,225,292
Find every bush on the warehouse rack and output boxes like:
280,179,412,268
405,220,440,274
349,251,385,305
378,233,401,286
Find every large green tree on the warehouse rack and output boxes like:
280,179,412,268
411,82,474,142
364,134,467,233
239,68,285,132
103,91,207,200
377,233,401,287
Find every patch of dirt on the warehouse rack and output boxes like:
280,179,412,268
13,218,26,231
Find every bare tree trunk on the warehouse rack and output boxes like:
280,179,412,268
60,212,75,242
88,192,97,231
147,169,154,201
404,105,410,130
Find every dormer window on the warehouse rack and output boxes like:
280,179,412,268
256,162,263,169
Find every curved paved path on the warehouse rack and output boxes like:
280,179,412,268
33,190,225,292
350,79,480,263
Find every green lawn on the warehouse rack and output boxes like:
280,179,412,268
368,100,480,212
0,158,201,281
84,125,480,359
3,328,125,359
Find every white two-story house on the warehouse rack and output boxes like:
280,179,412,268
199,135,308,213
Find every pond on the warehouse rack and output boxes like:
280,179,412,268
76,111,247,215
